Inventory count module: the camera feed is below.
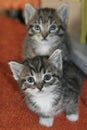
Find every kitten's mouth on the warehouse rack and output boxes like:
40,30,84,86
38,90,44,93
41,39,48,41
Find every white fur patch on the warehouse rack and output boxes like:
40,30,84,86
34,35,59,56
35,41,51,55
39,117,54,127
33,92,55,114
66,114,79,122
32,85,58,116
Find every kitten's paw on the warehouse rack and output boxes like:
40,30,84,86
39,117,54,127
66,114,79,122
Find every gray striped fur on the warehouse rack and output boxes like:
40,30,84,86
22,3,70,61
9,50,82,127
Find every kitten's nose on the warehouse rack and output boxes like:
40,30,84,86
43,35,47,40
36,82,43,91
42,33,48,40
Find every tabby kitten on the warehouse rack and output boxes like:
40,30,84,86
22,3,71,60
9,49,82,127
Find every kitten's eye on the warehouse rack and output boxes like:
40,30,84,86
33,25,40,32
49,25,57,32
27,76,35,85
43,74,52,82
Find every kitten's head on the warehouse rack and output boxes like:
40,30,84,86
24,3,68,43
9,49,62,97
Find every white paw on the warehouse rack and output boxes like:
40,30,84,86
66,114,79,122
39,117,54,127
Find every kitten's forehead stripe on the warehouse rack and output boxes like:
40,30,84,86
48,16,52,24
37,8,56,24
23,58,47,74
35,57,46,73
30,67,36,75
39,16,43,24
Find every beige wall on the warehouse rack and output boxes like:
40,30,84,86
41,0,81,41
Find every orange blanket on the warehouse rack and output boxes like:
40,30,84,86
0,17,87,130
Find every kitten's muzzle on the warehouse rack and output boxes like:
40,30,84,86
36,82,43,91
42,33,48,40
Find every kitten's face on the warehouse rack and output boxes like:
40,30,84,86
9,49,62,97
18,61,58,96
24,4,68,43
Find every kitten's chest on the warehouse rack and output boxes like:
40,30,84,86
33,93,56,115
35,42,51,56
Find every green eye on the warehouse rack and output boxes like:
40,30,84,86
43,74,52,82
34,25,40,32
49,25,57,32
27,76,35,85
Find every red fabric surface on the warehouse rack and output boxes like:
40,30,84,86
0,16,87,130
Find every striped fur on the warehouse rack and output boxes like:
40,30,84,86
9,50,82,127
22,4,70,60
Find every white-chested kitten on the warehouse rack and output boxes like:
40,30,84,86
9,49,82,127
22,3,71,60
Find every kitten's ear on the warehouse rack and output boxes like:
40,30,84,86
8,61,24,81
24,3,36,25
49,49,62,71
57,4,68,24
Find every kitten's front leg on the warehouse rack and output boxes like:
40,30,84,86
65,102,79,122
39,116,54,127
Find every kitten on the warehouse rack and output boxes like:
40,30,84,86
9,49,82,127
22,3,71,60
